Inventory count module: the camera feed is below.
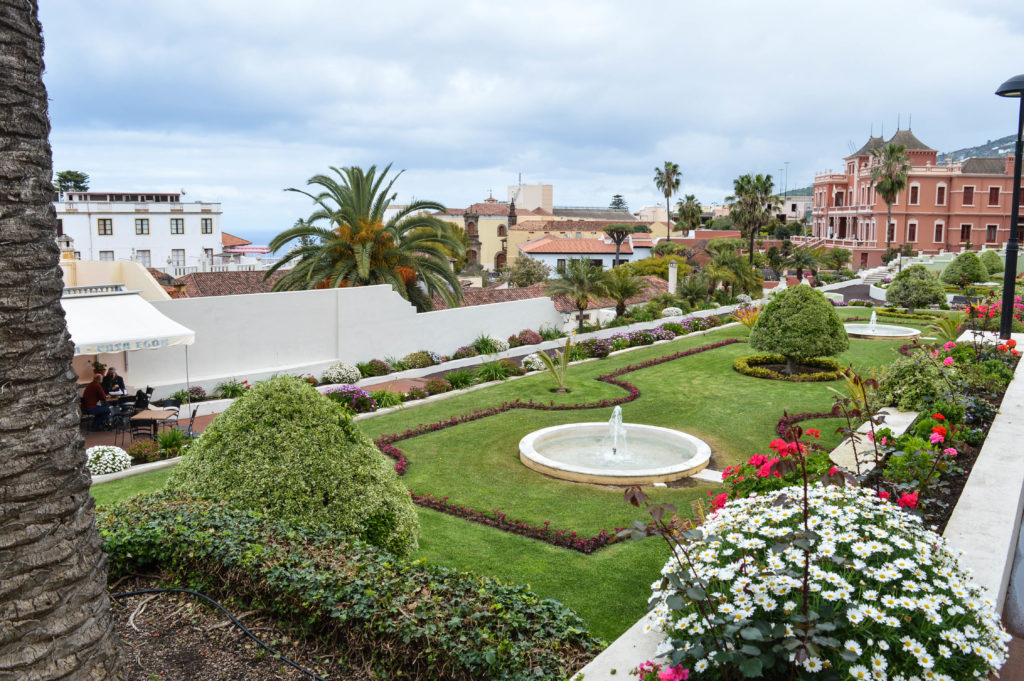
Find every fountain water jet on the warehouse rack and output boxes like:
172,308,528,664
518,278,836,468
844,309,921,340
519,408,711,485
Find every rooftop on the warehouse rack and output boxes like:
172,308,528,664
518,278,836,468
172,270,286,298
519,236,634,255
430,275,668,313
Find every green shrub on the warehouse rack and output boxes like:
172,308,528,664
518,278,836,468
444,369,476,389
358,359,392,377
369,389,403,409
537,325,566,341
476,360,512,382
167,376,419,556
157,428,188,457
384,355,410,371
885,265,947,313
98,494,600,681
127,439,162,463
213,378,250,398
875,351,947,411
979,249,1004,274
424,377,452,394
402,351,435,369
403,387,429,401
748,286,849,374
733,354,843,382
941,251,989,285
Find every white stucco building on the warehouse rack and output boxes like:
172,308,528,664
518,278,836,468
56,191,222,271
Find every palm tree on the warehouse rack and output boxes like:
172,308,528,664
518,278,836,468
714,249,763,297
654,161,682,242
700,262,735,303
788,246,821,283
674,194,702,235
604,266,646,317
0,2,125,677
869,143,911,251
822,247,852,271
266,165,464,311
727,174,779,265
677,276,706,308
604,223,634,267
546,258,611,332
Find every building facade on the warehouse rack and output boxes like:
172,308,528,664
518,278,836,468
806,130,1023,268
56,191,223,271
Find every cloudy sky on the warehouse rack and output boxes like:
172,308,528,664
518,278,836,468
40,0,1024,245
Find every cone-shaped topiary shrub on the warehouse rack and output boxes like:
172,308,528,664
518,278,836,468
940,251,989,284
748,285,849,375
980,249,1004,275
167,375,419,555
885,264,947,313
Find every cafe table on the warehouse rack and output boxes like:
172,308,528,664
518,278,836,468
130,409,177,439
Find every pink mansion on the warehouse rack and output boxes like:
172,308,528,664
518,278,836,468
807,129,1023,269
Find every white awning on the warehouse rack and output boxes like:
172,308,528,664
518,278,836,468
61,293,196,356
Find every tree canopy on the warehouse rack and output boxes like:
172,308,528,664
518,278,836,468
507,254,551,287
609,194,628,210
654,161,682,241
546,258,611,331
54,169,89,192
886,265,946,313
749,286,849,374
869,144,911,251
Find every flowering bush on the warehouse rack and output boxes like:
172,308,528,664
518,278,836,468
522,353,546,372
721,434,835,498
452,345,479,359
471,334,509,354
322,362,362,385
632,659,689,681
358,358,393,377
427,350,446,365
323,384,377,413
86,445,132,476
402,351,436,369
127,439,162,464
662,306,683,317
171,385,208,402
517,328,544,346
403,387,430,401
424,377,452,394
213,378,250,398
659,322,684,336
646,483,1009,679
577,337,612,358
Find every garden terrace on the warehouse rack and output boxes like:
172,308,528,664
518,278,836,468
93,308,947,643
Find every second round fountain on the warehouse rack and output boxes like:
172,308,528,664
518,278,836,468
519,407,711,485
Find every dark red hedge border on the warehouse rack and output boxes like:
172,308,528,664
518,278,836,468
374,339,741,553
775,410,836,438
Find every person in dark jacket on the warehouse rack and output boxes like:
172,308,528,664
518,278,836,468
82,373,111,428
102,367,126,394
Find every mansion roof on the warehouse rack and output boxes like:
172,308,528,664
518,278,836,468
429,275,668,313
172,271,285,298
509,219,653,232
519,236,634,255
960,157,1007,174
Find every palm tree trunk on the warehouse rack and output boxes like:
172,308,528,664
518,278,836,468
0,2,125,678
577,306,586,332
886,203,892,251
748,228,755,265
665,197,672,242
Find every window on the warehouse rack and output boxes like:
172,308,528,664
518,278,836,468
988,187,1000,206
556,258,566,270
575,232,582,239
497,224,506,237
986,225,997,242
99,250,114,262
835,191,844,207
909,184,919,205
203,248,214,261
73,251,81,259
887,223,895,243
936,185,947,206
56,218,63,236
136,249,151,267
791,203,797,212
960,224,971,242
466,222,477,236
135,218,149,235
934,222,944,243
201,218,213,234
97,218,112,235
907,222,917,242
963,186,974,206
170,249,185,267
590,259,603,269
170,218,184,234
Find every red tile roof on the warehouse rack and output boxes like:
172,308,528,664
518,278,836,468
510,219,652,232
430,275,668,313
519,236,633,255
172,271,286,297
221,231,252,247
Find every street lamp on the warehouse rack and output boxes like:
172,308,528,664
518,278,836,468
996,73,1024,340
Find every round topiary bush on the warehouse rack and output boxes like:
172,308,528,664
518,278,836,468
885,264,947,313
167,375,419,556
748,285,849,375
86,445,132,476
980,249,1004,274
402,350,435,369
940,251,989,285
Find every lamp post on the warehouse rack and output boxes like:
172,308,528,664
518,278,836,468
996,74,1024,340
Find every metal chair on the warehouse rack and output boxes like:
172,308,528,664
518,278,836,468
173,407,201,439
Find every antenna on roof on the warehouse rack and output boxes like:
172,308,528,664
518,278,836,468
908,113,912,129
870,122,874,137
847,139,856,155
897,114,901,131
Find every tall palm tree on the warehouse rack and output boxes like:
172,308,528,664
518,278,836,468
546,258,611,332
266,165,464,311
675,194,702,235
788,246,822,283
869,143,911,251
604,266,646,317
713,249,763,297
654,161,682,242
0,1,125,677
727,173,779,265
700,262,735,303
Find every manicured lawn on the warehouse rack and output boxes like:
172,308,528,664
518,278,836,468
91,311,941,641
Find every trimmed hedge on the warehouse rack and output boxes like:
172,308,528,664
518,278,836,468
733,354,843,382
749,286,849,365
878,308,944,321
98,493,601,681
941,251,989,284
980,249,1004,274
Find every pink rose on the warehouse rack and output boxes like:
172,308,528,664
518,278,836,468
943,447,958,457
929,432,945,444
942,356,955,367
943,341,956,351
659,665,690,681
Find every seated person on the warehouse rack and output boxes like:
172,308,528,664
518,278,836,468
102,367,126,394
82,373,111,429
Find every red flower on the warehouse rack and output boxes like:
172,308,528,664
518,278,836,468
1009,339,1018,349
898,492,919,509
878,490,891,500
711,493,728,510
806,428,821,439
932,425,947,438
932,413,945,421
768,438,788,453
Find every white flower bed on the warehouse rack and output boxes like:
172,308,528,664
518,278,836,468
321,362,361,384
86,446,132,476
662,307,683,318
522,353,546,372
492,337,510,352
648,483,1009,679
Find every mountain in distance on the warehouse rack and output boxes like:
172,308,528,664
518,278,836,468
940,134,1016,163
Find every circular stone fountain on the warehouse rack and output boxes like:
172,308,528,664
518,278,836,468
518,407,711,485
844,310,921,341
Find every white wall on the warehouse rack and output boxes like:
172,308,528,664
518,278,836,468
528,252,629,272
127,285,563,394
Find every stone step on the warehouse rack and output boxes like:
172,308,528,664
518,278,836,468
829,408,919,472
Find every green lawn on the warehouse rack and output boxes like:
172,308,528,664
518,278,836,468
91,310,940,640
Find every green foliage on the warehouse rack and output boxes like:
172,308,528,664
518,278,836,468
54,169,89,192
546,258,612,332
748,286,849,369
537,324,566,341
507,254,552,287
358,358,393,377
535,338,573,392
98,494,600,681
623,255,691,280
156,428,188,457
875,351,947,411
127,439,162,464
929,311,967,343
941,251,989,285
733,354,843,382
443,369,476,389
402,351,435,369
472,333,505,355
476,360,512,383
213,377,250,398
424,377,452,394
167,376,419,556
370,389,404,408
979,249,1004,274
609,193,628,209
885,265,946,312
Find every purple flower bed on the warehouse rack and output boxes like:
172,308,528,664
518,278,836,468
373,339,741,552
452,345,478,359
830,299,849,306
323,384,377,413
576,337,612,358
